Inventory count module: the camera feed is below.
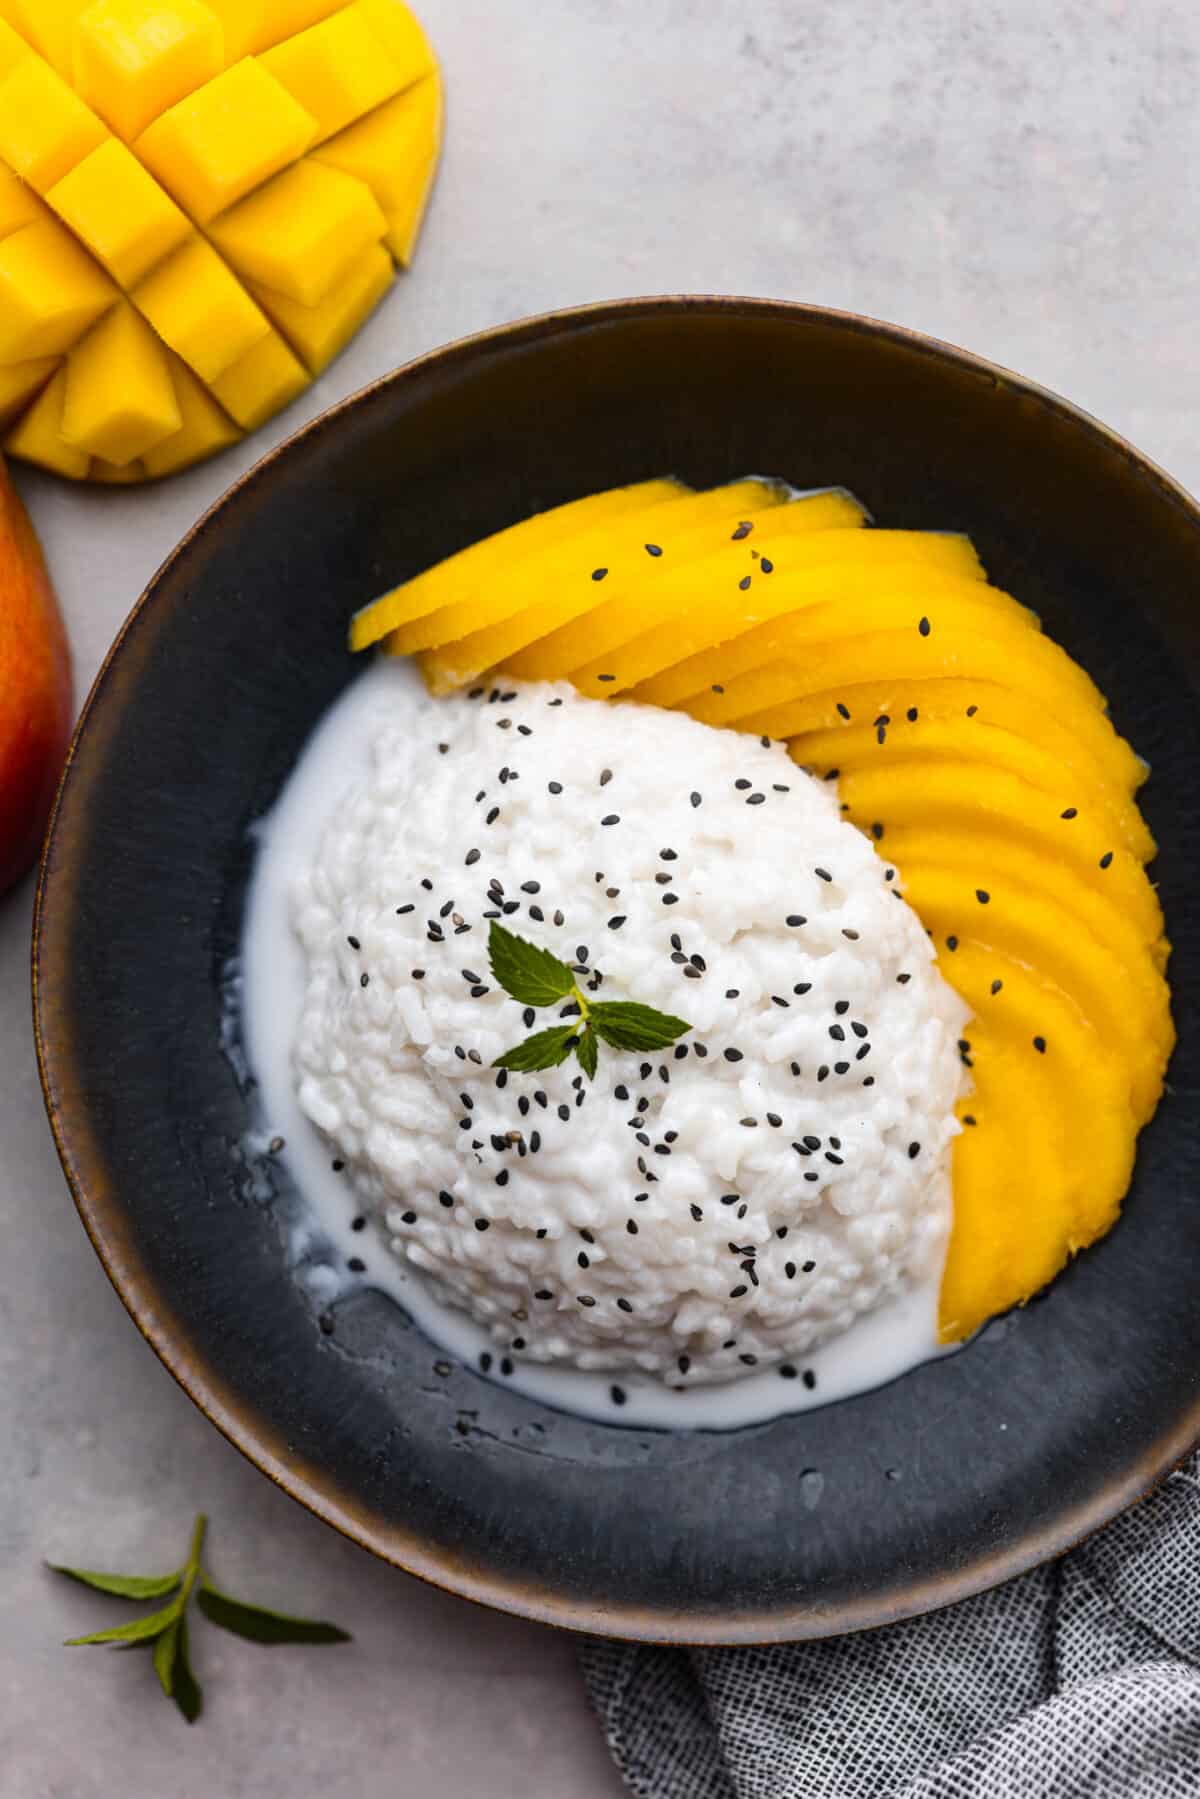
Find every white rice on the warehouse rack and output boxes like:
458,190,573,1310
290,680,968,1386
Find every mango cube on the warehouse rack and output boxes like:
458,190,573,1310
0,17,32,80
246,240,391,373
353,0,436,87
0,218,116,360
91,454,147,481
260,4,405,144
314,70,440,220
0,163,46,241
0,0,439,479
132,233,268,381
4,366,90,476
0,55,108,193
142,354,241,475
0,0,73,74
135,57,317,221
208,328,308,428
210,159,385,306
0,354,58,426
61,298,181,462
48,137,191,287
73,0,224,143
199,0,346,59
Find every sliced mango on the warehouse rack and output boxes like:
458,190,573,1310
0,217,116,361
791,714,1155,862
354,0,437,81
4,364,89,475
499,490,865,683
585,570,1028,702
939,950,1138,1341
0,52,107,193
682,626,1105,734
72,0,224,142
61,298,181,463
418,483,828,689
210,158,386,307
90,452,146,481
47,136,191,288
350,477,691,652
0,0,74,74
260,2,408,145
244,239,392,373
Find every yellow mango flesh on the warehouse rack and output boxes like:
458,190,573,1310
500,491,867,684
938,948,1137,1341
61,296,180,461
361,475,1171,1346
0,0,441,479
414,483,837,692
350,478,690,651
789,715,1154,862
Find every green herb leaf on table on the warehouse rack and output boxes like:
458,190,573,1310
492,1023,579,1072
197,1581,352,1645
487,921,691,1080
48,1565,182,1601
50,1512,349,1724
64,1597,182,1648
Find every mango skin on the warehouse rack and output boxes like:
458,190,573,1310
0,453,71,893
352,479,1173,1344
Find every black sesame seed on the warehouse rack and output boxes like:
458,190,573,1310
690,1204,703,1221
1033,1035,1047,1053
817,1065,829,1082
475,1217,491,1230
991,979,1003,995
766,1112,782,1128
690,791,701,808
976,889,990,905
396,903,414,915
786,914,806,927
558,1104,570,1121
761,558,774,574
601,813,620,826
908,1142,921,1159
678,1354,691,1373
591,567,607,581
479,1352,492,1372
739,575,752,591
1062,807,1078,820
794,982,812,996
918,615,931,636
617,1297,633,1312
724,1047,744,1063
896,972,911,984
439,1190,455,1208
548,780,563,794
596,673,616,683
486,806,499,824
747,792,765,805
660,847,678,861
359,972,370,988
1099,851,1113,869
802,1370,817,1391
608,915,627,930
829,1024,845,1042
967,704,978,717
711,683,725,693
907,707,918,722
578,1294,596,1307
946,935,958,951
842,928,859,941
577,1251,589,1268
729,1284,748,1298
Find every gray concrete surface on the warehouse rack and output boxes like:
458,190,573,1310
3,1,1199,1792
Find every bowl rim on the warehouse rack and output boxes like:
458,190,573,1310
32,292,1200,1645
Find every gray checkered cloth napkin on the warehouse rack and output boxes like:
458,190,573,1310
579,1450,1200,1798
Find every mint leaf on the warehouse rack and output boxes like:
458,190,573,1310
48,1565,182,1601
172,1613,202,1723
153,1617,180,1697
487,922,575,1007
589,1001,692,1052
575,1025,598,1081
65,1597,180,1647
493,1024,578,1072
197,1581,352,1646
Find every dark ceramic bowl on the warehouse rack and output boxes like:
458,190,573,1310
34,298,1200,1644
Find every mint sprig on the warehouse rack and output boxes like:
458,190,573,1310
50,1514,349,1724
488,922,691,1079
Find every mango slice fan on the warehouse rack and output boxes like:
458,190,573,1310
351,478,1174,1341
0,0,441,480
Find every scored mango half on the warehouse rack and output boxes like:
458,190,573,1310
350,478,1175,1344
0,0,441,480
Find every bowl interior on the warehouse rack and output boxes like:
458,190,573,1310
36,300,1200,1642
